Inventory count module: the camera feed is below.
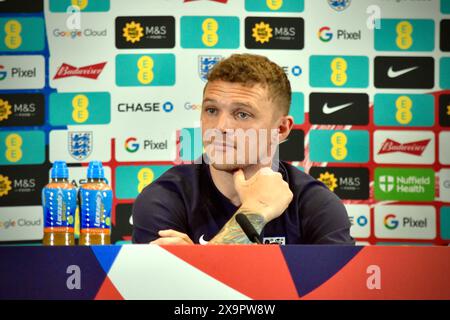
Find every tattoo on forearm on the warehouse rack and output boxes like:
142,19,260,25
210,211,266,244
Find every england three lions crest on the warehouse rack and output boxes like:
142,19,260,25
198,55,222,82
68,131,93,161
328,0,351,11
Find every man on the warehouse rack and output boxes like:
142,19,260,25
132,53,354,245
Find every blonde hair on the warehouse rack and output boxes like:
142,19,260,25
207,53,292,115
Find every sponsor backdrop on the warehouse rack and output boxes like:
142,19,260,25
0,0,449,246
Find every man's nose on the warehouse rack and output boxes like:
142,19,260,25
216,113,234,133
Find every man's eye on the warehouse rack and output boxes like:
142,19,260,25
236,112,251,120
205,108,217,115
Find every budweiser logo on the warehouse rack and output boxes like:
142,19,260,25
378,138,430,156
53,62,107,80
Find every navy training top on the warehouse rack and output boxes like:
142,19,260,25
132,159,354,245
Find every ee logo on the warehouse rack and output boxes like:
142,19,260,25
331,132,348,161
330,57,348,87
396,21,413,50
137,168,154,193
395,96,413,125
72,94,89,123
4,20,22,50
137,56,154,85
5,133,23,163
202,18,219,47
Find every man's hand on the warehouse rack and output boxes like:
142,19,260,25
233,167,293,223
150,229,194,245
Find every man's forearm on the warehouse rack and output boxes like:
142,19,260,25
209,209,267,244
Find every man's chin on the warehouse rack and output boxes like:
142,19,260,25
210,162,246,172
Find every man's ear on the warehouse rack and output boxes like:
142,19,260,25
277,115,294,142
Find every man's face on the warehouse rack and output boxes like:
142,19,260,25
201,80,282,172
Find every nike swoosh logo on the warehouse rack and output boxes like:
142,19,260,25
387,66,418,78
322,102,353,114
199,234,209,245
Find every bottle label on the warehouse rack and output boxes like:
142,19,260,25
79,187,112,233
42,187,77,231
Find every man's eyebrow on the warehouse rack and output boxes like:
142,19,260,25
202,99,258,111
231,101,256,109
202,98,217,104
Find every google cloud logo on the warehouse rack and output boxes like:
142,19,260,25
318,26,333,42
384,214,399,230
125,137,139,153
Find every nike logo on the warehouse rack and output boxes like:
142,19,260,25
387,66,418,78
199,234,209,245
322,102,353,114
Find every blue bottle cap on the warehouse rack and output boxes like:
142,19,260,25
87,161,105,179
51,161,69,179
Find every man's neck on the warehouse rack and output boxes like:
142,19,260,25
208,162,273,207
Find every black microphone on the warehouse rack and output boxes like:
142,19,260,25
235,213,262,244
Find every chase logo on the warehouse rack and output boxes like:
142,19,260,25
245,0,304,12
318,26,333,42
375,19,434,52
309,130,369,163
0,131,45,165
68,131,92,161
374,94,434,127
345,204,370,238
198,55,223,82
440,57,450,89
245,17,304,49
309,55,368,88
49,92,110,126
0,18,45,52
49,0,110,12
0,94,44,127
115,165,172,199
384,214,399,230
116,54,175,86
180,16,239,49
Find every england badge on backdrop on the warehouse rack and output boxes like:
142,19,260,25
198,55,222,82
68,131,93,161
328,0,351,11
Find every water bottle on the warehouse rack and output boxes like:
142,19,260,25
79,161,113,245
42,161,76,246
